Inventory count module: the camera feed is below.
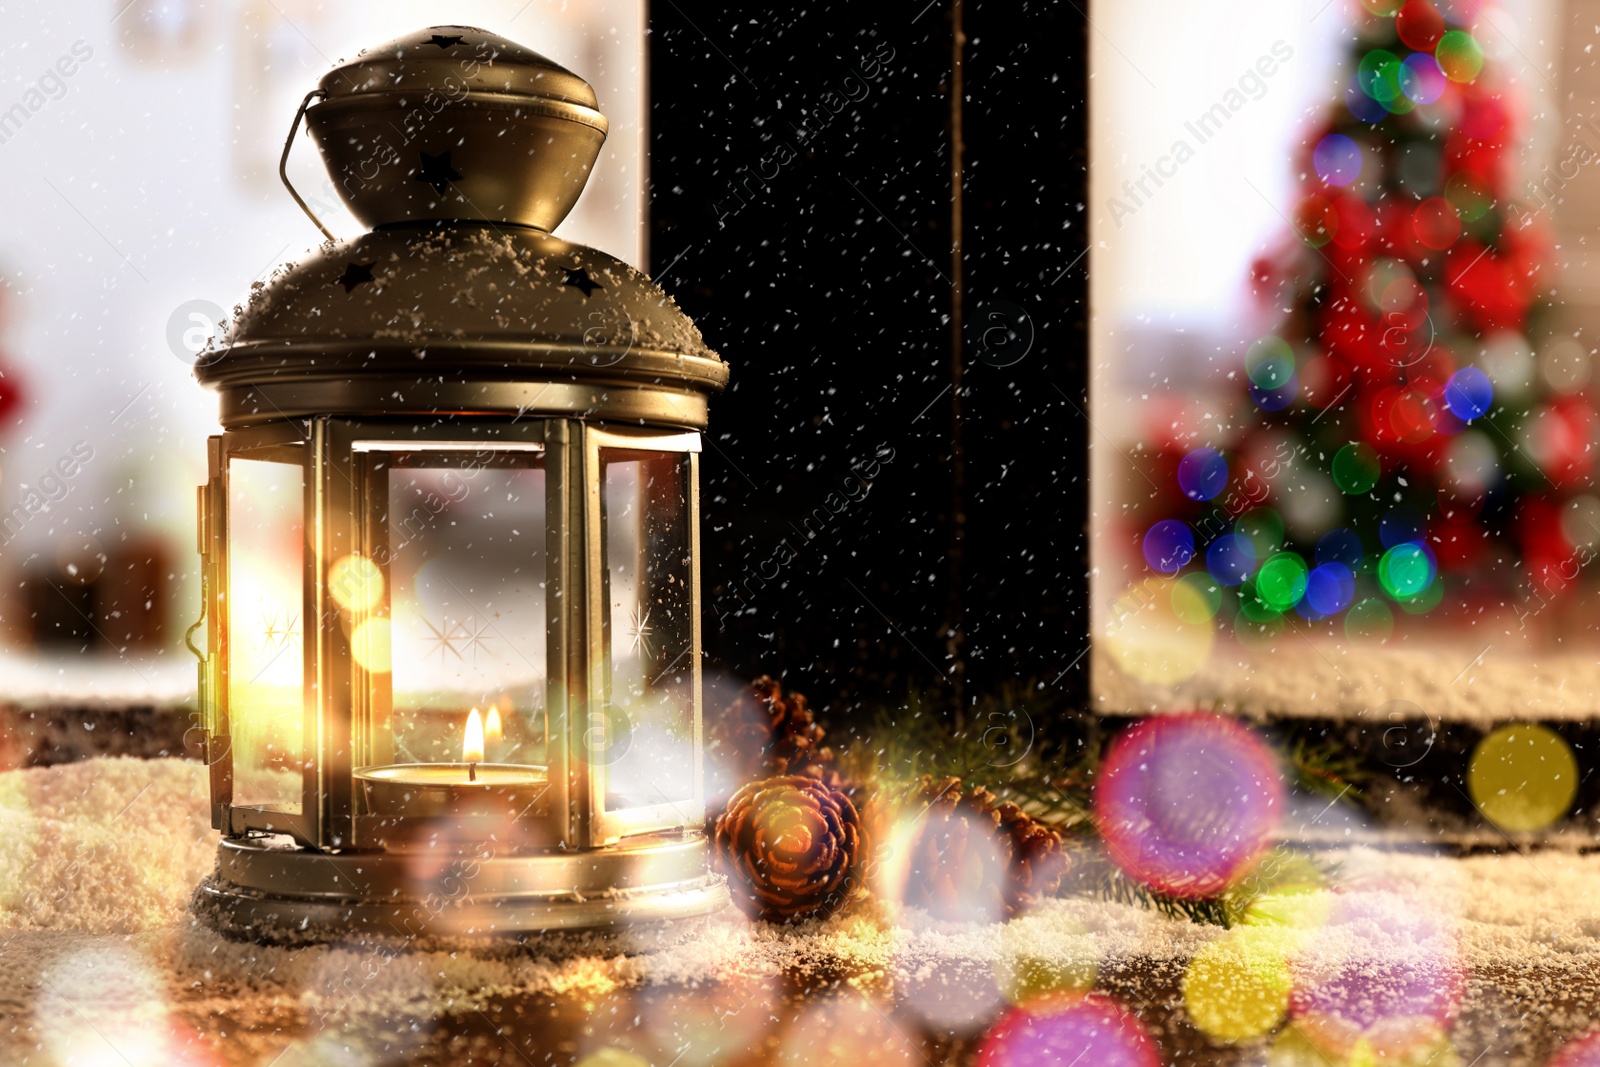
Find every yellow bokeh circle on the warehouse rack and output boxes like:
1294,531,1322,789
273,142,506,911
1468,723,1578,832
1183,930,1291,1043
1103,577,1215,685
350,618,392,674
574,1050,650,1067
329,554,384,613
995,953,1097,1008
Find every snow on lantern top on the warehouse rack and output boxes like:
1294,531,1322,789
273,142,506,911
194,26,727,432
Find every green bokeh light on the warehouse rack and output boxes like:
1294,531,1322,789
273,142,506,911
1237,582,1283,624
1245,336,1295,390
1435,30,1484,83
1332,443,1381,495
1357,49,1400,96
1444,171,1493,223
1237,509,1285,559
1378,542,1435,598
1256,552,1309,610
1344,597,1394,641
1396,577,1444,615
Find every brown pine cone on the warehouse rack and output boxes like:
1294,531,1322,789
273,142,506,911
713,774,864,923
901,775,1068,920
708,675,833,784
769,685,832,773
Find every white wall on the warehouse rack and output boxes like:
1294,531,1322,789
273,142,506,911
0,0,645,655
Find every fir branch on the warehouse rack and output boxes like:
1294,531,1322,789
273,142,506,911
1284,731,1369,804
837,689,1353,929
839,680,1101,830
1073,844,1335,929
1074,849,1234,927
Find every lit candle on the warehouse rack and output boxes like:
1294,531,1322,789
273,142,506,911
485,704,504,755
354,705,548,823
463,708,485,781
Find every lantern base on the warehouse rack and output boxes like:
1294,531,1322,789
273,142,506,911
192,831,729,947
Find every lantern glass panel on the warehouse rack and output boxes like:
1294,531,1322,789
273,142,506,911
375,450,549,769
601,448,694,807
227,453,306,813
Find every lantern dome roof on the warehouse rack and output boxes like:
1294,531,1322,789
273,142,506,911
195,224,726,429
195,26,726,431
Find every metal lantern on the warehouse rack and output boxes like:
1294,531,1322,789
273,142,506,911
188,26,730,938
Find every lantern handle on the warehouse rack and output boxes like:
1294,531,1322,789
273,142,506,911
280,89,336,244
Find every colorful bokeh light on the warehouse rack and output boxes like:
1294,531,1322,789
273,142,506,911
1344,597,1395,641
1549,1031,1600,1067
1303,562,1356,616
1398,53,1447,104
1173,572,1222,624
328,553,384,613
1207,534,1257,587
1378,542,1435,598
1412,196,1461,250
1379,507,1425,549
1237,509,1285,558
1246,336,1296,390
1177,447,1229,501
1183,931,1291,1043
1332,442,1381,494
1396,0,1447,50
1345,76,1389,124
1237,581,1283,624
1468,723,1578,832
1357,50,1400,97
1444,171,1492,221
1103,578,1216,685
1251,376,1299,412
1256,552,1309,610
1295,193,1340,246
1443,365,1494,421
1435,29,1484,83
1313,134,1363,187
1094,714,1284,899
1289,891,1463,1063
978,996,1160,1067
1143,519,1195,574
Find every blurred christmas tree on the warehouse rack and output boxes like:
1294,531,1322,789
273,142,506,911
1135,0,1596,646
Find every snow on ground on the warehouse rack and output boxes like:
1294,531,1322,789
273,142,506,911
1094,641,1600,722
0,757,215,932
2,758,1600,1063
0,652,196,709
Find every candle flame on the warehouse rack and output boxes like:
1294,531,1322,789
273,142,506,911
463,708,485,764
485,704,503,748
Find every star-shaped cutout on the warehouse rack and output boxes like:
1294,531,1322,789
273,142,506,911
420,614,466,663
427,34,464,49
334,261,375,293
460,615,494,663
562,266,602,298
414,150,462,196
626,605,654,658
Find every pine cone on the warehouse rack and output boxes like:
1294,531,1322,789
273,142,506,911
713,775,864,923
709,675,833,784
902,775,1068,920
